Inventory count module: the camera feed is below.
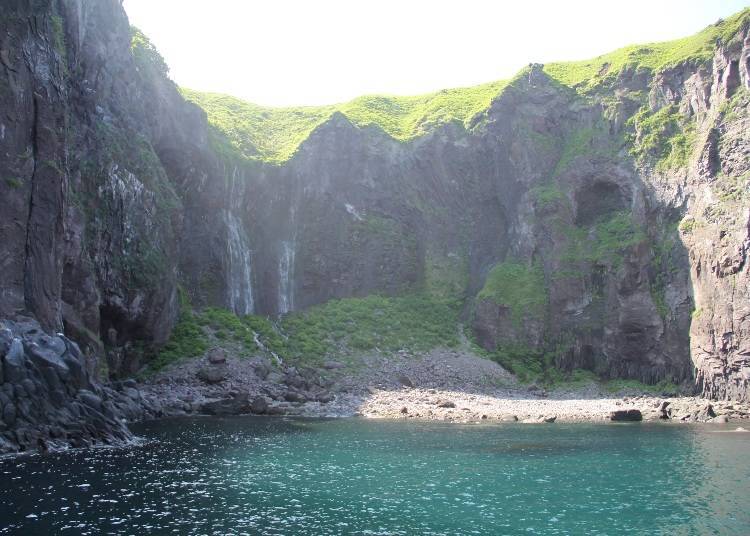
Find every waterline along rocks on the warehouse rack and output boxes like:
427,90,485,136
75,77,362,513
1,1,750,450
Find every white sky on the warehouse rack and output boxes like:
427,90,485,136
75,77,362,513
123,0,749,107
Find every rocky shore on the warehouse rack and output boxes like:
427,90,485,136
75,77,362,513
0,318,156,455
138,347,750,425
3,333,749,456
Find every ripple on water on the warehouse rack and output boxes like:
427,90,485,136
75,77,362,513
0,418,749,535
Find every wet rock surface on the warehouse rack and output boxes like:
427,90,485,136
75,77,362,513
0,318,142,455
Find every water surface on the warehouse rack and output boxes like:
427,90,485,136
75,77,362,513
1,417,749,534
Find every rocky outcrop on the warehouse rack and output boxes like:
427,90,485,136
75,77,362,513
609,409,643,422
1,1,750,405
0,318,135,454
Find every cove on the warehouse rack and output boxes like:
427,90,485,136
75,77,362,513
2,418,749,535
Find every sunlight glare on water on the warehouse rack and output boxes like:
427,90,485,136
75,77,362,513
1,417,749,535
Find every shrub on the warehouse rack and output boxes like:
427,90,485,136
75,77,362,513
477,262,547,324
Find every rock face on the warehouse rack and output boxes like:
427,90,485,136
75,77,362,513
0,2,749,403
0,318,134,454
610,409,643,422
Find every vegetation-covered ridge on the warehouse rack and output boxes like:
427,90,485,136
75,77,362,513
544,8,749,90
181,80,508,163
179,8,749,163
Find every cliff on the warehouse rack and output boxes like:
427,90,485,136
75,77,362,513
1,0,749,417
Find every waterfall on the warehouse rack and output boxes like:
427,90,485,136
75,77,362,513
224,210,254,315
278,240,295,314
253,331,282,365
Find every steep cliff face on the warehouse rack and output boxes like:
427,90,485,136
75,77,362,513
236,68,694,385
0,0,233,377
680,40,750,401
1,2,750,401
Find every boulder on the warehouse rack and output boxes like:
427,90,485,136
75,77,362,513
521,417,543,424
3,339,27,383
436,400,456,408
397,375,414,388
252,360,272,379
78,390,103,411
609,409,643,422
284,372,305,389
266,372,284,384
522,415,556,424
316,392,335,404
323,360,345,370
25,337,69,376
207,347,227,365
201,392,251,416
250,396,268,415
0,328,12,355
3,403,17,427
500,414,518,422
284,390,306,403
710,415,729,424
266,405,289,416
197,365,227,384
693,403,716,422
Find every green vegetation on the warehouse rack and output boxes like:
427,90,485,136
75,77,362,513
4,177,22,189
561,212,646,269
149,297,265,373
149,291,212,371
131,26,169,77
477,261,547,324
81,119,181,289
550,368,600,388
678,217,697,234
168,9,750,164
715,172,750,204
553,127,595,176
50,13,66,63
530,183,565,209
543,8,750,91
720,86,749,124
627,105,697,170
424,253,469,300
182,80,509,163
351,215,411,247
279,294,461,363
485,343,556,383
149,292,461,372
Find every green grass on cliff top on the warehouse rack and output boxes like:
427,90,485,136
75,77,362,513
181,8,749,163
543,8,749,90
181,80,508,163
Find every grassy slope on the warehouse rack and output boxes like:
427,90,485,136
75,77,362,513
543,8,749,90
148,293,461,373
182,80,507,163
182,8,749,164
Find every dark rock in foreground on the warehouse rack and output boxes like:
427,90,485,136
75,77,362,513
610,409,643,422
0,318,137,454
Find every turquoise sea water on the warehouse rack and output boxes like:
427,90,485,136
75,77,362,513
1,417,749,535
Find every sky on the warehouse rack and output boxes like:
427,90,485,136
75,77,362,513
122,0,749,107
